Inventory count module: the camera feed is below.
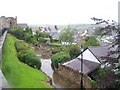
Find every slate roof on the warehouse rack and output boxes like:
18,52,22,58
17,23,28,28
88,45,117,63
63,48,101,74
63,58,100,74
62,45,117,74
51,32,61,40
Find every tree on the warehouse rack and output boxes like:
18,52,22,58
91,17,120,88
38,37,47,44
68,44,80,59
51,52,71,69
10,26,24,40
94,26,102,35
59,26,74,45
83,36,100,47
54,25,58,30
24,27,32,35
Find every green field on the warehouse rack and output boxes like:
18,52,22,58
2,34,53,88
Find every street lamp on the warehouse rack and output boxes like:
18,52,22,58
80,45,84,89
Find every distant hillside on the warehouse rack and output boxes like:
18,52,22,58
29,24,102,31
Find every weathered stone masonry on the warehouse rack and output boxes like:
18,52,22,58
0,16,17,30
56,64,92,88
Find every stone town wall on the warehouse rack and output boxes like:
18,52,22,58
56,64,92,88
0,31,7,68
0,31,10,88
0,16,17,30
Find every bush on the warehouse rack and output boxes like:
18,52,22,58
68,44,80,59
39,32,50,38
38,37,47,44
83,36,100,47
10,27,25,40
50,47,61,54
15,40,34,53
20,53,41,69
50,46,69,54
90,80,96,87
51,52,71,69
97,68,106,77
14,40,41,69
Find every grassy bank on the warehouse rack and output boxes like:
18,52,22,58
2,34,53,88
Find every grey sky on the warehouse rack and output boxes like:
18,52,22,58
0,0,119,25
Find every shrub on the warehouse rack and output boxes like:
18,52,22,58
83,36,100,47
97,68,106,77
90,80,96,87
50,46,69,54
51,52,71,69
14,40,41,69
38,37,47,44
10,27,25,40
15,40,28,52
68,44,80,59
39,32,50,38
50,47,61,54
20,53,41,69
15,40,34,53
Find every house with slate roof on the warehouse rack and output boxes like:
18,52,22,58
62,48,101,75
56,45,117,87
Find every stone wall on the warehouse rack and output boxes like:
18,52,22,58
0,31,7,68
0,16,17,30
56,64,92,88
0,31,10,88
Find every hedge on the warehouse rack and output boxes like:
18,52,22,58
15,40,41,69
51,52,71,68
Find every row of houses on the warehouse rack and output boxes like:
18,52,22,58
35,26,91,45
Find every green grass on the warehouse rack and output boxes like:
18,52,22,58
2,34,53,88
49,42,61,46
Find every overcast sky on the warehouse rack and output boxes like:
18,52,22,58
0,0,119,25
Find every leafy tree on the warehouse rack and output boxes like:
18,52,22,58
39,32,50,38
51,52,71,69
54,25,58,30
94,26,102,35
68,44,80,59
59,26,74,45
24,27,32,35
38,37,47,44
10,27,24,40
91,17,120,88
83,36,100,47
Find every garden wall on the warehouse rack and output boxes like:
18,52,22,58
0,31,10,88
56,64,92,88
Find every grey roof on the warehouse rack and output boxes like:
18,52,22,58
51,32,61,40
17,23,28,28
63,58,100,74
88,45,117,63
89,45,109,58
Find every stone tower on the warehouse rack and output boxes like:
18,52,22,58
0,16,17,30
